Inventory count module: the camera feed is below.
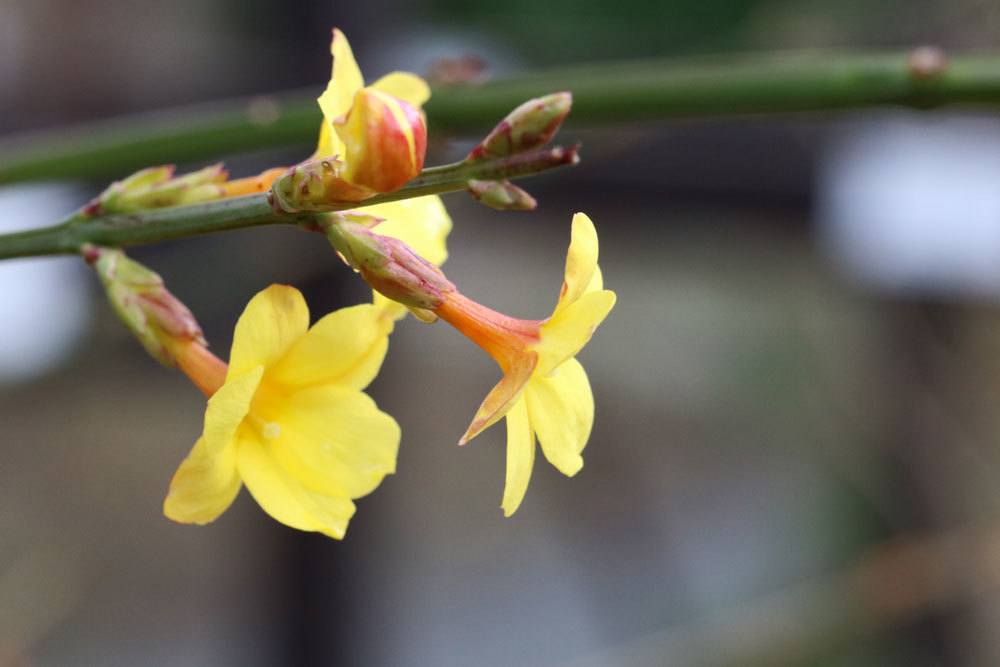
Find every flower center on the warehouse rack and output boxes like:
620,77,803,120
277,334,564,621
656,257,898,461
261,421,282,440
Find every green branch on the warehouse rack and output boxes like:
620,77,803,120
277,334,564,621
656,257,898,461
1,49,998,185
0,146,578,260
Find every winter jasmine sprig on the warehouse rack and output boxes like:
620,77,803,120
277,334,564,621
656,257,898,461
6,26,615,540
0,29,578,261
0,143,576,260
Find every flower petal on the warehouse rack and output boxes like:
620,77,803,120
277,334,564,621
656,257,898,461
228,285,309,380
372,292,408,322
237,426,357,539
370,72,431,109
314,121,343,162
268,304,392,391
204,365,265,452
163,436,241,524
363,195,452,266
459,352,538,445
501,396,535,517
525,358,592,477
315,28,365,158
163,366,264,524
586,265,604,294
258,385,401,499
333,88,425,193
554,213,599,315
537,289,616,376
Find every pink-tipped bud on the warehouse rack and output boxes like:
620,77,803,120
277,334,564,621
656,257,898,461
336,88,427,192
320,215,454,310
467,179,537,211
85,164,228,216
90,246,206,367
468,92,572,161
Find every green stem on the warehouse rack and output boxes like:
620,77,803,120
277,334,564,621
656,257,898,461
0,49,996,184
0,146,578,260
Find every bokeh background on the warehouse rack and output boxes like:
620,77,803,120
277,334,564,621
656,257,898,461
5,1,1000,665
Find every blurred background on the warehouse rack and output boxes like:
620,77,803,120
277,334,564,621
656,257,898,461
5,0,1000,665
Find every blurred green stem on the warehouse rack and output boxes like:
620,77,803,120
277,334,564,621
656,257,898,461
0,146,577,259
0,48,995,184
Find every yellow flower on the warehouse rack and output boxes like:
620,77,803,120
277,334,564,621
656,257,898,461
318,29,450,317
433,213,616,515
163,285,399,539
223,28,451,319
313,28,429,190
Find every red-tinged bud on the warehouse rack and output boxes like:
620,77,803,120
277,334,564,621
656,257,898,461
270,158,375,213
319,214,454,310
85,164,227,216
336,88,427,192
468,92,572,161
467,179,537,211
90,246,206,367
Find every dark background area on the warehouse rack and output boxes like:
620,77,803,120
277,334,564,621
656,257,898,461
5,1,1000,665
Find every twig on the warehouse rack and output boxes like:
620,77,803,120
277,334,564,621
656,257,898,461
0,145,579,260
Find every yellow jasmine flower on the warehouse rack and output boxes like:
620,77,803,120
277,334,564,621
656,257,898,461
316,28,450,318
228,27,430,201
433,213,616,515
223,28,451,318
314,28,429,192
163,284,399,539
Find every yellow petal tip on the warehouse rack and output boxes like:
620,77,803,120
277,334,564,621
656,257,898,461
459,415,488,446
501,496,524,517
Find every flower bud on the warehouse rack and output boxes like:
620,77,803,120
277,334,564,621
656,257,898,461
467,179,537,211
336,88,427,192
85,164,227,216
89,246,206,367
320,215,454,310
270,158,375,213
467,92,572,161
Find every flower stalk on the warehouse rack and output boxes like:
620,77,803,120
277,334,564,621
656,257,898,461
0,145,578,260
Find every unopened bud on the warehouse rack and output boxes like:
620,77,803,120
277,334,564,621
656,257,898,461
467,179,537,211
270,158,375,213
85,164,228,216
336,88,427,192
468,92,572,161
115,165,175,191
89,246,205,366
320,215,454,310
